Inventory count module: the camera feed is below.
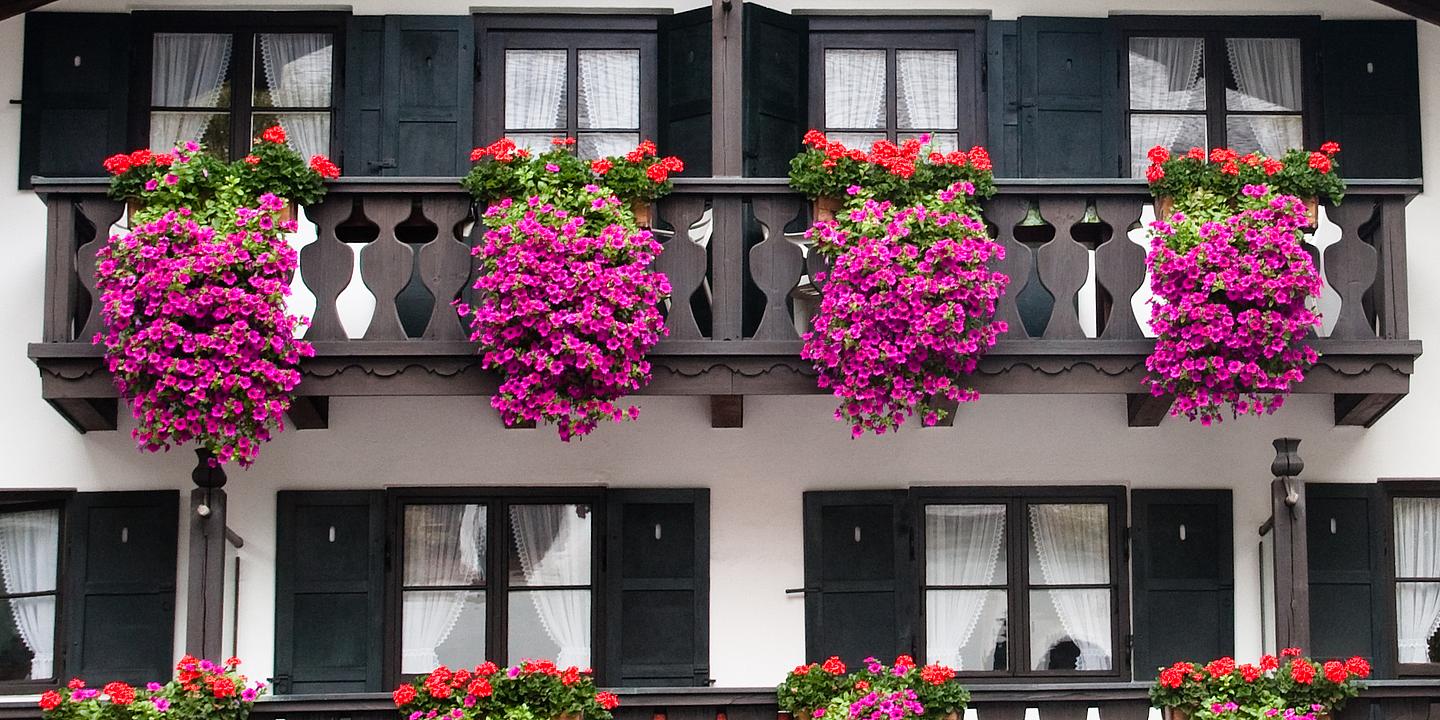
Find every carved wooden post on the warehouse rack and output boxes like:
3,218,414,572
186,449,228,660
1270,437,1310,652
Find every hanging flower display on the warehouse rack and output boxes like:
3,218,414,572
392,661,618,720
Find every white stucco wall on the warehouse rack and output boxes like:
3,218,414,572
0,0,1435,690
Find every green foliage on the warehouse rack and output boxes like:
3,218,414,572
788,132,996,208
234,138,329,207
393,662,619,720
777,657,970,720
1144,144,1346,206
461,137,683,207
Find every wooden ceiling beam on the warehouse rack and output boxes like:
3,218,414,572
1,0,60,22
1368,0,1440,25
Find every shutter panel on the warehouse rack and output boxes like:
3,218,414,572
604,490,709,687
1320,21,1421,180
274,491,384,694
1131,490,1233,679
742,4,807,177
802,491,914,666
18,13,131,188
1306,484,1387,676
343,17,387,176
987,21,1020,178
1017,17,1120,178
659,8,713,177
64,491,178,684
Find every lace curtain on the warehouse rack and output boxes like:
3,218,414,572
1395,498,1440,663
1029,504,1112,671
401,505,486,673
925,505,1006,670
259,33,333,159
896,50,958,132
1128,37,1204,177
510,505,590,668
1225,38,1303,155
0,509,59,679
150,33,233,150
825,49,886,131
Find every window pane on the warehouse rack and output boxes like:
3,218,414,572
403,505,486,587
508,504,591,587
925,505,1006,585
252,112,331,160
0,509,59,680
927,589,1007,672
1225,38,1302,112
1129,114,1206,178
152,33,233,108
1394,497,1440,664
1397,583,1440,664
508,133,561,156
1029,589,1112,671
1225,115,1302,157
506,50,568,130
827,132,886,151
900,132,959,154
825,49,886,129
508,590,590,667
1128,37,1205,111
1028,504,1109,584
402,590,485,674
150,112,231,158
896,50,958,130
577,132,640,161
254,33,333,108
577,50,639,130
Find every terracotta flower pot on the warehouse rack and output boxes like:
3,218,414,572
1165,708,1190,720
631,199,653,228
1301,196,1320,228
126,198,144,222
813,195,844,223
1154,195,1175,221
557,713,583,720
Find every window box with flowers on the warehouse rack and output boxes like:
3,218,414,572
38,656,266,720
391,661,620,720
1149,651,1370,720
777,656,970,720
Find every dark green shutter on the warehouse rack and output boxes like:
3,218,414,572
1320,21,1421,179
1131,490,1233,679
986,21,1020,178
64,491,178,684
802,491,914,666
18,13,131,188
742,4,807,177
659,8,713,177
344,16,474,176
1306,484,1388,676
1016,17,1120,178
274,491,384,694
604,490,709,687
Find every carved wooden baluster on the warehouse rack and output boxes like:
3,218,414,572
417,195,474,341
1373,196,1409,340
983,195,1033,339
358,197,417,341
1035,196,1090,339
709,195,746,341
75,198,124,342
1324,199,1380,340
805,235,834,296
748,195,806,342
299,196,356,341
653,195,710,341
1092,196,1146,339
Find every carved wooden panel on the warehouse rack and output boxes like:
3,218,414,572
654,195,711,341
1324,200,1380,340
1035,197,1090,339
1093,197,1146,339
301,198,358,341
357,197,417,341
984,196,1035,339
417,196,473,341
748,196,806,341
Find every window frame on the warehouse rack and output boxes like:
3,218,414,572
911,486,1129,681
129,11,347,162
1114,15,1322,174
1380,479,1440,677
806,16,989,152
0,491,72,692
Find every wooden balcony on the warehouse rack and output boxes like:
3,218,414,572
28,177,1422,432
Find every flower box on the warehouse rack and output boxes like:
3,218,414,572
631,199,652,228
813,195,843,222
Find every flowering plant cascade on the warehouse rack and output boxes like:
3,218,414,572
777,656,969,720
1149,650,1370,720
94,195,315,466
1144,144,1346,209
39,656,265,720
391,661,619,720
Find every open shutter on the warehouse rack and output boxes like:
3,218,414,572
659,8,713,177
64,491,178,684
1017,17,1120,178
274,491,384,694
18,13,131,188
1320,21,1421,180
742,4,807,177
1306,484,1388,676
802,491,914,666
1131,490,1233,679
986,21,1020,178
604,490,709,686
344,17,474,176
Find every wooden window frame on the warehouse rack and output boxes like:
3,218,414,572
806,16,988,150
1379,479,1440,677
0,491,73,693
129,11,347,161
476,14,659,154
1114,15,1322,172
910,486,1129,682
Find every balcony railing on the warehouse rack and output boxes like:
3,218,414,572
28,177,1421,432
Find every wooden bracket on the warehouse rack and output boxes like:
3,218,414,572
1127,393,1173,427
1335,393,1405,427
286,396,330,430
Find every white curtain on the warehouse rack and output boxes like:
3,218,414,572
578,50,639,130
1029,505,1112,671
401,505,486,674
506,50,568,130
1226,38,1304,155
0,510,59,679
150,33,233,150
1395,498,1440,663
896,50,958,131
259,33,333,159
825,49,886,130
925,505,1006,670
1127,37,1203,177
510,505,591,668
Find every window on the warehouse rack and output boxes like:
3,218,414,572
139,14,341,161
479,17,657,160
0,505,61,684
809,19,984,153
1392,493,1440,668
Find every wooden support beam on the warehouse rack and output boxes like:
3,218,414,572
1126,393,1173,427
709,395,743,428
1269,439,1310,653
186,486,227,660
46,397,116,432
1335,393,1406,427
286,396,330,430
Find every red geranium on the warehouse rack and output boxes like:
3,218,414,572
103,154,133,175
592,158,613,174
821,656,847,675
919,663,956,685
1148,146,1171,164
596,691,620,710
1205,656,1236,679
392,684,418,706
1323,660,1347,683
1187,147,1206,160
309,155,341,180
467,678,493,697
1240,664,1262,682
1344,656,1371,678
1260,654,1279,671
1158,666,1186,689
1290,658,1316,685
1308,151,1332,173
261,125,287,144
1262,158,1284,175
38,691,62,712
1320,141,1341,155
